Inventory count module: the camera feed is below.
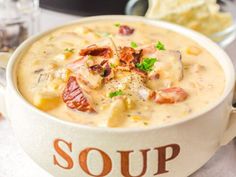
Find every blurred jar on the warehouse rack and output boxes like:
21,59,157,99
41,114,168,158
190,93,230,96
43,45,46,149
0,0,40,52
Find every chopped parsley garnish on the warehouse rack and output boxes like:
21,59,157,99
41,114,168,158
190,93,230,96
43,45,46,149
155,41,165,50
114,23,121,27
109,90,123,98
110,63,116,68
136,58,157,72
64,48,75,53
131,41,138,48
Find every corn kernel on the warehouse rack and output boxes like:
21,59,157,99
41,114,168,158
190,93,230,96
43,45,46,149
186,46,202,56
64,52,73,59
47,63,58,70
33,93,60,111
131,115,142,122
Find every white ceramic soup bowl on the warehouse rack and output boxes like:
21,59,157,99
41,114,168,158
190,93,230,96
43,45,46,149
0,15,236,177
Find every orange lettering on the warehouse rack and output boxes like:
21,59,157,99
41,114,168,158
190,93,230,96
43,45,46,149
154,144,180,175
79,148,112,177
118,149,150,177
53,139,74,169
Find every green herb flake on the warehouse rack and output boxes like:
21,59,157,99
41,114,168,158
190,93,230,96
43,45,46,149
155,41,165,50
114,23,121,27
110,63,116,68
143,121,149,126
136,58,157,72
131,41,138,48
109,90,123,98
64,48,75,53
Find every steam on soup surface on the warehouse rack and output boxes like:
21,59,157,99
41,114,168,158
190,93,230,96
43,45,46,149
17,21,225,128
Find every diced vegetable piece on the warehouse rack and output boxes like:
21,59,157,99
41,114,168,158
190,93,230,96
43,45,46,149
109,90,123,98
125,97,135,109
54,54,66,61
131,115,142,122
74,27,93,35
148,50,183,85
136,58,157,72
100,104,109,111
131,41,138,48
33,93,60,111
107,99,126,127
186,46,202,56
54,49,74,61
64,48,75,53
64,48,75,58
114,23,121,27
55,68,71,81
155,41,165,50
142,45,156,55
48,79,65,92
138,88,154,101
68,56,88,72
77,65,103,89
47,63,58,70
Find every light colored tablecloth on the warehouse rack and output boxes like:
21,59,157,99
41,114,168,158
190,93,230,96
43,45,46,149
1,9,236,177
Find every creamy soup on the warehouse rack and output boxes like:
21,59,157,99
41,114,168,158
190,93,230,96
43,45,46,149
17,21,225,128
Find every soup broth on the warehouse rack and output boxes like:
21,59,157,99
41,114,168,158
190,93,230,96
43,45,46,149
17,21,225,128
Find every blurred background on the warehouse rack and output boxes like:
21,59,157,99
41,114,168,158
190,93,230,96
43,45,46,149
1,0,235,64
1,0,236,53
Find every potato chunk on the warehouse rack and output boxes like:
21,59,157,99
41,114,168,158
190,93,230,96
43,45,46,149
107,99,126,127
33,93,60,111
146,50,184,89
77,65,103,89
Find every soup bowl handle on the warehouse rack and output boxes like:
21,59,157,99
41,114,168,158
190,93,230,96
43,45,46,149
220,85,236,145
220,106,236,145
0,52,10,117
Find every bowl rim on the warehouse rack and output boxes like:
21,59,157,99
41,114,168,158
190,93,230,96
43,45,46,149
6,15,236,133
